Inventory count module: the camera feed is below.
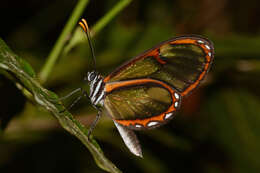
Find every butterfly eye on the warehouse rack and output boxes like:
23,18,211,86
87,71,96,81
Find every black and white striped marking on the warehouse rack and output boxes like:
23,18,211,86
88,72,105,106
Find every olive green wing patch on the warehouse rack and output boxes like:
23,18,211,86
104,36,214,96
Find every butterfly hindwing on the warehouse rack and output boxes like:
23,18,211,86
104,79,181,129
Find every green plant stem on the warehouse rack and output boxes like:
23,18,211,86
0,38,121,173
39,0,90,84
63,0,133,56
92,0,132,35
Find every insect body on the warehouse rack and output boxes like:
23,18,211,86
88,71,105,106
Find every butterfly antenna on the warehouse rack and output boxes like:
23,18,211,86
79,18,97,70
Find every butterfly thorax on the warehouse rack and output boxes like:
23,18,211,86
87,71,105,106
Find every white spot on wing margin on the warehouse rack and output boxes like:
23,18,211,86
197,40,204,44
174,101,179,108
147,121,159,127
165,112,173,119
205,44,211,50
174,93,180,100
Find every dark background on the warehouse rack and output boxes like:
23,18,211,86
1,0,260,172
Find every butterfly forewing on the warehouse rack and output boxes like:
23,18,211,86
104,36,214,96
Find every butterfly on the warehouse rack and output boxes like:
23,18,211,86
69,19,214,157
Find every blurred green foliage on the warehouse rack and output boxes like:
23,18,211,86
0,0,260,173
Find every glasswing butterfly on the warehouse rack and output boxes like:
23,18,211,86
66,19,214,157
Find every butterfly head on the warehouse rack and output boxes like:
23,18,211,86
86,71,98,82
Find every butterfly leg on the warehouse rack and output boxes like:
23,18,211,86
87,107,102,138
58,88,83,101
57,88,89,113
50,88,83,104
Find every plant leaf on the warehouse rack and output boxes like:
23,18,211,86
0,38,121,173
